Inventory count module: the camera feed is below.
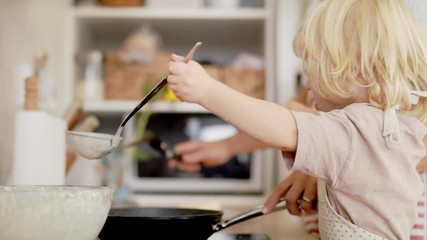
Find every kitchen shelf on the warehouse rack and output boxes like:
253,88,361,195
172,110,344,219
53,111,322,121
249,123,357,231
84,100,208,114
73,6,270,20
73,7,267,44
72,7,271,66
70,2,275,113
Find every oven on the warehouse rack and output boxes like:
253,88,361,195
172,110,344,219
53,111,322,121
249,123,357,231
111,112,272,195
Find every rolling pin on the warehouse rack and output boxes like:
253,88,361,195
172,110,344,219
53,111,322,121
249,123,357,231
62,101,84,131
23,76,39,110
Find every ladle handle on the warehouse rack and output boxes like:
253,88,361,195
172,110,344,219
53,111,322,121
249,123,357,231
119,42,203,128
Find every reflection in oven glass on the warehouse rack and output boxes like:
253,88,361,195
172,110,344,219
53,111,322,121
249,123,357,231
209,233,270,240
132,113,252,179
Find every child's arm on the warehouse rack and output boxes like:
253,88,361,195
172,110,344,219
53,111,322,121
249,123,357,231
170,87,318,171
168,59,298,152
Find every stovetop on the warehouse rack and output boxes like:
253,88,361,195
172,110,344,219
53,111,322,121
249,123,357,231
209,233,270,240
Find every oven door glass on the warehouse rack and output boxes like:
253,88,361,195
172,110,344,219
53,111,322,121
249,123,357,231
119,113,266,194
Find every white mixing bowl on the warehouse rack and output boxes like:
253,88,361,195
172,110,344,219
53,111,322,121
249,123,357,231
0,185,113,240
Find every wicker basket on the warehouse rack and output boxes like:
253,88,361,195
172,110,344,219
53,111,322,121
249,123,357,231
105,54,265,100
203,65,265,99
104,51,169,100
222,67,265,99
202,64,224,82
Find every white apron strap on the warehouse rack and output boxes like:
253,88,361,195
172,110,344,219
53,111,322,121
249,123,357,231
383,91,427,147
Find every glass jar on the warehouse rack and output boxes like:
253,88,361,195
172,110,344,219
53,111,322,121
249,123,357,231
75,50,105,101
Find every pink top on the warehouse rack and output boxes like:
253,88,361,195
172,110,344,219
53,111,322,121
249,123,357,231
290,103,427,239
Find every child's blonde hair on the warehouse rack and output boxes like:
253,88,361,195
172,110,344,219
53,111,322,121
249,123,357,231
294,0,427,124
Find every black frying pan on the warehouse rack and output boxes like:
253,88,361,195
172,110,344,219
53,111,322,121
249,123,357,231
98,199,286,240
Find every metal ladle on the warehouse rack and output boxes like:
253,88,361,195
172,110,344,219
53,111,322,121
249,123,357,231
66,42,203,160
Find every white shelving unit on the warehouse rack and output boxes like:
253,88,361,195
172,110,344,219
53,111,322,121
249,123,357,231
67,0,278,207
68,1,277,110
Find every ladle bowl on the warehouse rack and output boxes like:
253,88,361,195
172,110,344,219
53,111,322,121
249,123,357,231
66,42,202,160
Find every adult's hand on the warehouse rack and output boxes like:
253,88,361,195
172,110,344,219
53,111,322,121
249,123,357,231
262,171,318,216
168,140,231,172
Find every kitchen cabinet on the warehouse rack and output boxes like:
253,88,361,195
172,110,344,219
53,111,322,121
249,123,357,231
64,0,280,205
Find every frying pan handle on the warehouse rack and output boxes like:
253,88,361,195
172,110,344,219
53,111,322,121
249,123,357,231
212,198,287,232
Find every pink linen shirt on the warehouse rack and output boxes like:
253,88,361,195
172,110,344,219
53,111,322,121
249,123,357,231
290,103,427,240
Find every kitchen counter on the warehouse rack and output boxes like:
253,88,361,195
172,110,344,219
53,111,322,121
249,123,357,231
117,195,318,240
209,207,318,240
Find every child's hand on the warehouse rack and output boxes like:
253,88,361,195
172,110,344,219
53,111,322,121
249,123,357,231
167,54,215,104
262,171,318,216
